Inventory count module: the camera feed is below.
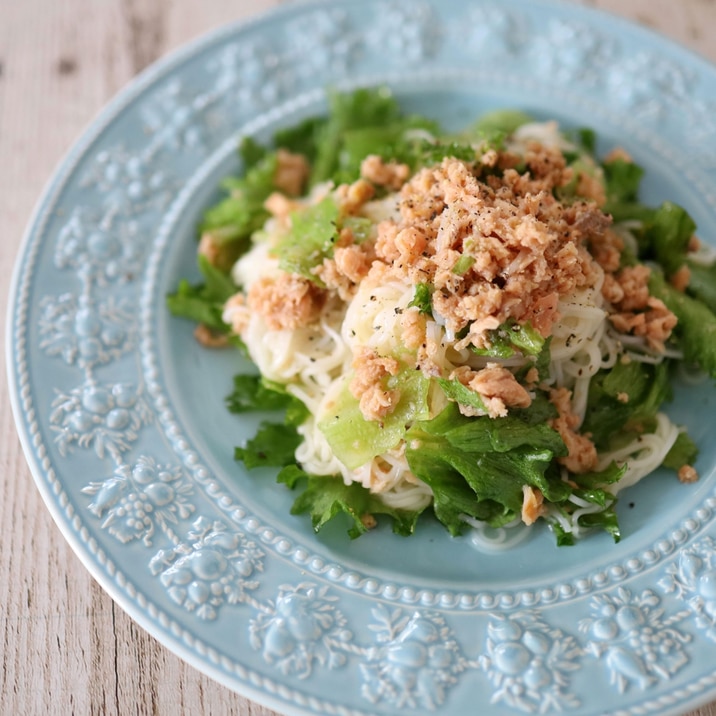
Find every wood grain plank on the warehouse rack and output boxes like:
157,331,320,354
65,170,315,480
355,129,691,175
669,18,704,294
120,0,170,74
582,0,716,62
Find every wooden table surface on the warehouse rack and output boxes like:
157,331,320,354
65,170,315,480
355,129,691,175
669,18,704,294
2,0,715,714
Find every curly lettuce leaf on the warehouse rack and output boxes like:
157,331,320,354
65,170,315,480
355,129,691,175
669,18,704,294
565,127,597,156
582,360,672,448
311,87,404,184
225,376,309,427
601,158,650,222
302,87,519,185
234,422,303,469
332,121,442,183
599,159,716,314
406,429,567,534
435,405,567,457
662,431,699,472
201,152,278,245
408,283,434,316
649,270,716,379
278,465,423,538
318,370,431,470
687,261,716,315
405,402,570,535
403,429,512,533
272,116,328,165
579,507,621,541
468,109,533,137
634,202,716,315
166,254,239,334
569,461,627,490
273,196,340,280
473,320,545,359
641,202,697,275
238,136,268,170
410,139,479,167
405,398,629,544
436,378,489,414
552,504,620,546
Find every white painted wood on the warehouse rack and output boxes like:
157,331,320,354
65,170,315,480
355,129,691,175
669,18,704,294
1,1,714,714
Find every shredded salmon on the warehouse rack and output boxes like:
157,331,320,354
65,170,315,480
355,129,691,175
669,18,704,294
361,154,411,191
549,387,598,474
247,275,326,330
350,347,401,422
678,465,699,484
522,485,546,526
450,364,532,418
370,149,606,346
274,149,310,196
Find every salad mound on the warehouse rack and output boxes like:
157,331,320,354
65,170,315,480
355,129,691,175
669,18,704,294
168,88,716,547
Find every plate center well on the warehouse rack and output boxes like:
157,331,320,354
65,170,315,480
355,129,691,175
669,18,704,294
146,84,716,598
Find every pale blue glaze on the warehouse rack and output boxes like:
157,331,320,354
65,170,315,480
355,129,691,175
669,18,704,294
7,1,716,714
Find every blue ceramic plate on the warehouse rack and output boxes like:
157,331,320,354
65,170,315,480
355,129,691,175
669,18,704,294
8,1,716,714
